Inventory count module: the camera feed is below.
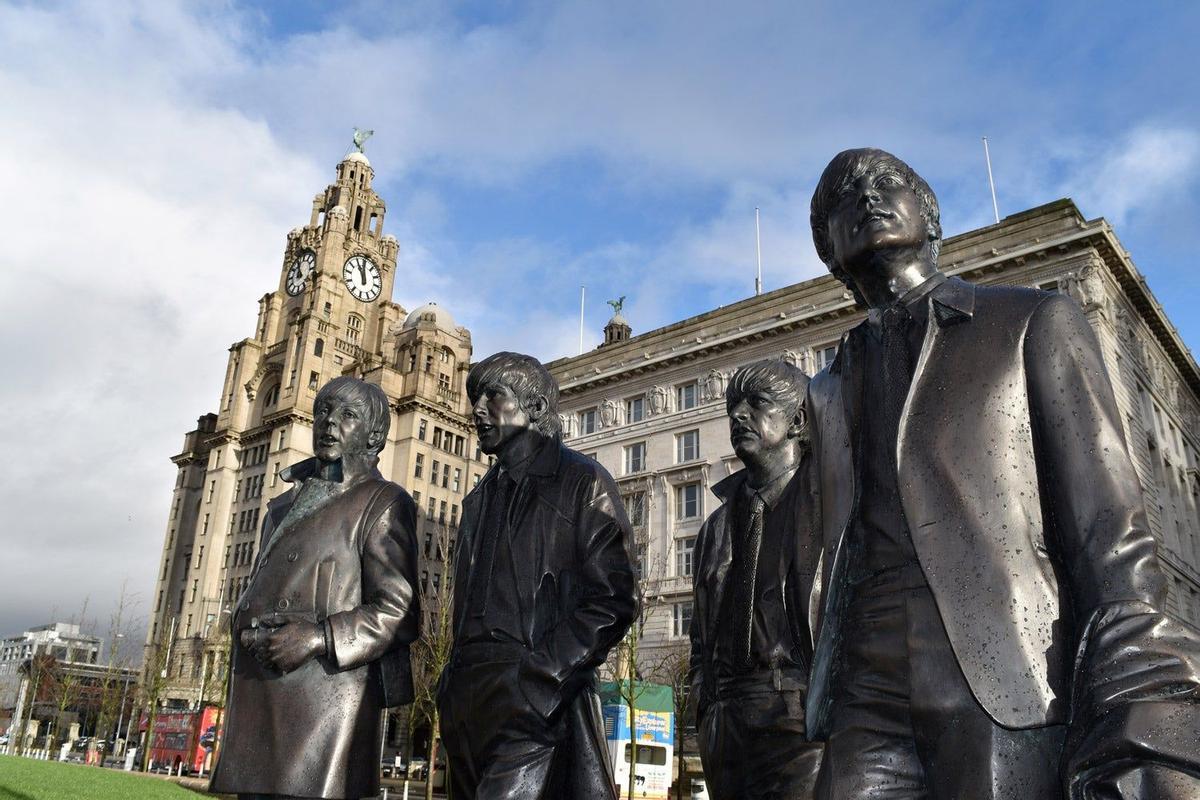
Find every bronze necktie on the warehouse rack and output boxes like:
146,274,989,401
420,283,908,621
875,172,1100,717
880,304,913,476
730,492,766,670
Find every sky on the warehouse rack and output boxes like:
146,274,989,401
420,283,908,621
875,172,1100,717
1,0,1198,652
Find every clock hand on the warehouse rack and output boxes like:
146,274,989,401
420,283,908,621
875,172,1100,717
358,263,367,283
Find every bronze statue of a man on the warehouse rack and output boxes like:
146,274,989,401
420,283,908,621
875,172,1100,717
210,376,419,800
689,358,823,800
438,351,637,800
805,148,1200,798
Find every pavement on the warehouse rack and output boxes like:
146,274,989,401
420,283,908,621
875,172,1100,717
163,773,446,798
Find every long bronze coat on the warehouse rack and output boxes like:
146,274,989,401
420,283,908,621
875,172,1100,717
806,277,1200,793
210,457,419,799
442,438,638,799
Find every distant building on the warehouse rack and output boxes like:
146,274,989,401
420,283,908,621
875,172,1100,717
0,623,100,710
143,152,485,760
547,199,1200,668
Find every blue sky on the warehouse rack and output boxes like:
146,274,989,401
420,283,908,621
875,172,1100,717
0,0,1197,643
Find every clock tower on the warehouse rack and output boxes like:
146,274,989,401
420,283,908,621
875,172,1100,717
144,148,486,746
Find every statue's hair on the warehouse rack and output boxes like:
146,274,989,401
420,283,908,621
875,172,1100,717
726,358,811,447
810,148,942,306
467,352,562,438
315,376,391,454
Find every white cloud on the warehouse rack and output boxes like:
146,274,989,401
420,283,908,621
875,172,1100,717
1061,126,1200,226
0,1,323,638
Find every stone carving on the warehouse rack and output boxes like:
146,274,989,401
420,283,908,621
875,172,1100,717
600,397,618,428
1066,260,1108,313
701,369,727,403
649,385,668,416
558,412,573,438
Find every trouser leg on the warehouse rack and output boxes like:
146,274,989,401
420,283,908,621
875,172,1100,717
701,683,821,800
439,660,562,800
905,588,1065,800
815,590,926,800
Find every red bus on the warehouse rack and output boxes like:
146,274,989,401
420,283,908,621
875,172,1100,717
141,706,220,774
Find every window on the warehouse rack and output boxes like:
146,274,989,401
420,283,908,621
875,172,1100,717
442,463,451,488
433,428,443,448
190,580,198,602
418,419,427,441
677,382,698,410
201,513,209,535
264,384,280,407
277,430,286,450
323,301,332,318
634,541,647,580
454,436,465,456
623,492,646,527
207,480,215,502
347,314,363,344
625,396,644,423
453,468,462,492
309,371,320,390
676,536,696,577
439,373,451,391
414,454,424,479
424,355,434,373
440,348,451,363
579,408,597,435
427,498,436,519
816,344,838,371
271,462,280,487
450,504,459,527
407,352,417,372
624,442,646,474
313,338,324,357
676,429,700,462
676,482,701,520
431,459,440,483
413,490,421,503
439,501,447,524
672,602,693,637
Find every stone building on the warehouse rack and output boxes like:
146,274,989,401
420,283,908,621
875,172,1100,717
547,199,1200,668
143,151,488,718
1,623,101,710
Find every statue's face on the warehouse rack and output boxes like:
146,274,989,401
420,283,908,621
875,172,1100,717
728,389,797,462
472,381,533,455
313,394,374,462
826,163,928,269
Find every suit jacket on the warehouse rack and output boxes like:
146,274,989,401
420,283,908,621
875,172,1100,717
442,436,638,799
688,463,820,721
210,457,419,799
805,277,1200,792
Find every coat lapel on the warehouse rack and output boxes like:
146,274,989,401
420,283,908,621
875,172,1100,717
707,474,743,633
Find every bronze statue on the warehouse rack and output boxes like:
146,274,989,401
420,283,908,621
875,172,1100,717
438,351,637,800
805,148,1200,798
210,376,419,800
689,358,823,800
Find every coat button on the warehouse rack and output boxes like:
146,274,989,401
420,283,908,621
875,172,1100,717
276,598,290,610
287,552,298,562
240,602,249,612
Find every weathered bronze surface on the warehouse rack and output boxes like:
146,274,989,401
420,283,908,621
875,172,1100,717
210,376,419,800
805,148,1200,798
438,351,637,800
689,358,823,799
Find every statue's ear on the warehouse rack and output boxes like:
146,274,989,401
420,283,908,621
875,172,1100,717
787,405,807,439
527,394,549,421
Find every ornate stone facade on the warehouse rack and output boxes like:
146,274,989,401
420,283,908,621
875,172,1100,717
548,199,1200,664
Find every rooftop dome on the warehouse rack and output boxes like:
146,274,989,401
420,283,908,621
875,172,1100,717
402,302,457,333
342,151,370,166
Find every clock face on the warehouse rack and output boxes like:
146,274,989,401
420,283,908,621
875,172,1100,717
343,255,382,302
285,250,317,296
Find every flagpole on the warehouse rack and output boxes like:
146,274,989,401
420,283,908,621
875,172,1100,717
578,286,586,355
982,136,1000,224
754,207,763,296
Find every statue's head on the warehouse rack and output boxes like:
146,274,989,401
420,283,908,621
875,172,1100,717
810,148,942,304
312,376,391,462
467,352,562,455
725,359,810,463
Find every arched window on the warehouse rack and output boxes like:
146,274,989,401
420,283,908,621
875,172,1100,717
314,338,324,357
347,314,364,344
264,384,280,407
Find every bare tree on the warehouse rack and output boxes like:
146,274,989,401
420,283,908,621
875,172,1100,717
409,516,456,800
656,642,692,800
94,581,140,760
140,616,177,772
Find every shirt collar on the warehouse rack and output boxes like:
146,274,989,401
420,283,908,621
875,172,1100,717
496,434,561,484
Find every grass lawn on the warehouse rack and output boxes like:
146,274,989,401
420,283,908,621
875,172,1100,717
0,754,203,799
